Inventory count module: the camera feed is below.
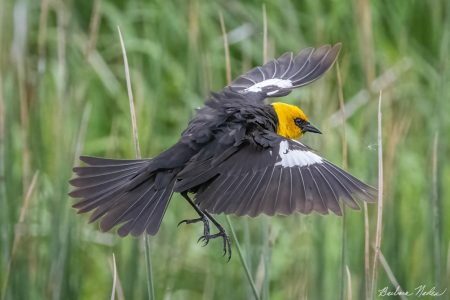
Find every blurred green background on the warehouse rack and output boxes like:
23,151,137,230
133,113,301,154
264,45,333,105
1,0,449,299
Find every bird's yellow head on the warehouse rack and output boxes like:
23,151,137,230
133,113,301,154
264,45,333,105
271,102,321,139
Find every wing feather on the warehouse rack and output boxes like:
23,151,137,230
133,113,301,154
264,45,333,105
324,161,376,199
277,52,294,78
262,168,283,216
220,173,251,214
307,167,329,214
299,167,316,213
234,171,261,216
188,136,375,217
253,166,279,216
288,48,315,79
247,166,274,217
228,43,341,100
320,163,360,209
311,165,342,215
198,174,235,209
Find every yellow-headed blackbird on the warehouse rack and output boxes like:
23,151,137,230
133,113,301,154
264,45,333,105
69,43,376,259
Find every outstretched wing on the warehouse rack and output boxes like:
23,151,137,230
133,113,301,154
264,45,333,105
185,136,375,217
228,43,341,101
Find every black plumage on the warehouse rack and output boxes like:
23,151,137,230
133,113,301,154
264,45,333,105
69,43,376,259
177,138,375,217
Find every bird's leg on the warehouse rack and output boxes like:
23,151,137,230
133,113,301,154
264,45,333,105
178,192,210,242
198,210,232,261
178,192,232,260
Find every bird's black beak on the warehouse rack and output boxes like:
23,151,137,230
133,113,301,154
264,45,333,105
302,123,322,134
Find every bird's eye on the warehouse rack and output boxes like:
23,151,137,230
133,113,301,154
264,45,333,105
295,118,306,127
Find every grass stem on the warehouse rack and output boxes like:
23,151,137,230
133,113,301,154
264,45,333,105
431,132,441,288
345,265,352,300
218,12,231,84
262,4,268,63
363,202,371,299
370,90,384,299
226,217,260,300
376,247,407,300
111,253,117,300
336,61,349,300
118,26,141,159
144,236,155,300
118,26,154,300
1,171,39,300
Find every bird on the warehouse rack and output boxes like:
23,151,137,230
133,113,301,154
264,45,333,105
69,43,376,260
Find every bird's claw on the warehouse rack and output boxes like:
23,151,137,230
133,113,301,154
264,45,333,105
177,211,231,260
178,215,210,239
197,235,210,247
196,231,232,261
223,233,232,262
177,217,202,227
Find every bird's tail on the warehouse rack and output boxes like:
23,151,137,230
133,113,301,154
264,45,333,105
69,156,175,236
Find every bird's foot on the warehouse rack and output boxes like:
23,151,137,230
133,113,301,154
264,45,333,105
178,215,210,239
197,228,232,261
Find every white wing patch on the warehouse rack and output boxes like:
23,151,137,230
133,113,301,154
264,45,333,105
274,140,323,167
244,78,293,93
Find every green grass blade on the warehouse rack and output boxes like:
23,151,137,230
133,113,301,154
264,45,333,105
226,216,260,300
